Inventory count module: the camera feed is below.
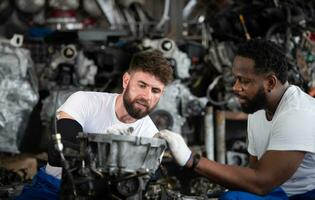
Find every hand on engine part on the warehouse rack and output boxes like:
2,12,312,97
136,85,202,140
158,129,192,166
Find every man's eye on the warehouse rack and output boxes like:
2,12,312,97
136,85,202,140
139,84,146,88
240,79,250,84
152,89,161,94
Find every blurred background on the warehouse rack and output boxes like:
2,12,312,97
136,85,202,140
0,0,315,199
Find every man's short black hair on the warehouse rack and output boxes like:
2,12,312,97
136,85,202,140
236,39,288,84
128,49,173,86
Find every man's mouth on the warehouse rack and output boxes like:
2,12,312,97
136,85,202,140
238,98,247,104
235,95,248,104
135,100,149,109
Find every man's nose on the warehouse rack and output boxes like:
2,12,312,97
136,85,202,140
232,80,242,93
143,88,153,101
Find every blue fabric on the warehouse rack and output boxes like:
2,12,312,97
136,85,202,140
15,167,61,200
28,27,55,38
219,187,288,200
289,188,315,200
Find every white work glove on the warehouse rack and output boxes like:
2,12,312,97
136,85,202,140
158,129,192,166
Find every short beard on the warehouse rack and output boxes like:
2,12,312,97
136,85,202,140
241,87,267,114
123,87,155,119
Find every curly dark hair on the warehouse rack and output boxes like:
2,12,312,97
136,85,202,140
128,49,173,85
236,39,288,84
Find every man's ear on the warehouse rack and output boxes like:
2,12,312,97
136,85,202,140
265,73,277,92
122,72,130,89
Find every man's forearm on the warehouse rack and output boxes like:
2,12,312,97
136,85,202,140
194,157,274,195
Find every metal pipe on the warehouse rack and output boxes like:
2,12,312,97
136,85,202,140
215,110,226,164
204,106,214,160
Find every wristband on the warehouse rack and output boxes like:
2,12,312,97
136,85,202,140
191,154,201,170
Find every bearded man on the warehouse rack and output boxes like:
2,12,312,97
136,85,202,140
159,39,315,200
17,49,173,200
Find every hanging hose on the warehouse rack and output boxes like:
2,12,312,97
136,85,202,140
52,88,77,198
51,133,78,198
154,0,170,31
206,75,231,106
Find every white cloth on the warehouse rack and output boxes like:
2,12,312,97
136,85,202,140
46,91,158,178
247,85,315,196
45,163,62,179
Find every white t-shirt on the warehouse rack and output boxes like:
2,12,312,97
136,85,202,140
56,91,158,137
247,85,315,196
46,91,159,178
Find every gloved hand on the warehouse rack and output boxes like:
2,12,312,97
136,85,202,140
158,129,191,166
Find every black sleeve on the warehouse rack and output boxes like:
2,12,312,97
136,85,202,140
48,118,83,167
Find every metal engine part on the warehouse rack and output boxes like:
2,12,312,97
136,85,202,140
190,176,225,198
75,51,98,86
49,0,80,10
47,44,78,87
0,0,13,25
117,0,145,7
47,44,97,87
78,133,167,174
116,176,141,197
156,189,208,200
143,38,191,79
50,44,78,71
150,81,206,134
226,151,248,167
96,0,126,30
0,166,24,199
61,133,167,199
15,0,45,14
226,140,248,166
41,88,79,123
144,176,181,200
82,0,102,18
46,0,82,31
0,43,39,153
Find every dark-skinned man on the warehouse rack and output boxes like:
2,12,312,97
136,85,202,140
159,39,315,200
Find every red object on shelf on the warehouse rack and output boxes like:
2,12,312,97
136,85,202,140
50,9,76,18
308,32,315,42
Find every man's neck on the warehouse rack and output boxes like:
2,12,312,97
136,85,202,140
115,94,137,123
265,82,290,121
